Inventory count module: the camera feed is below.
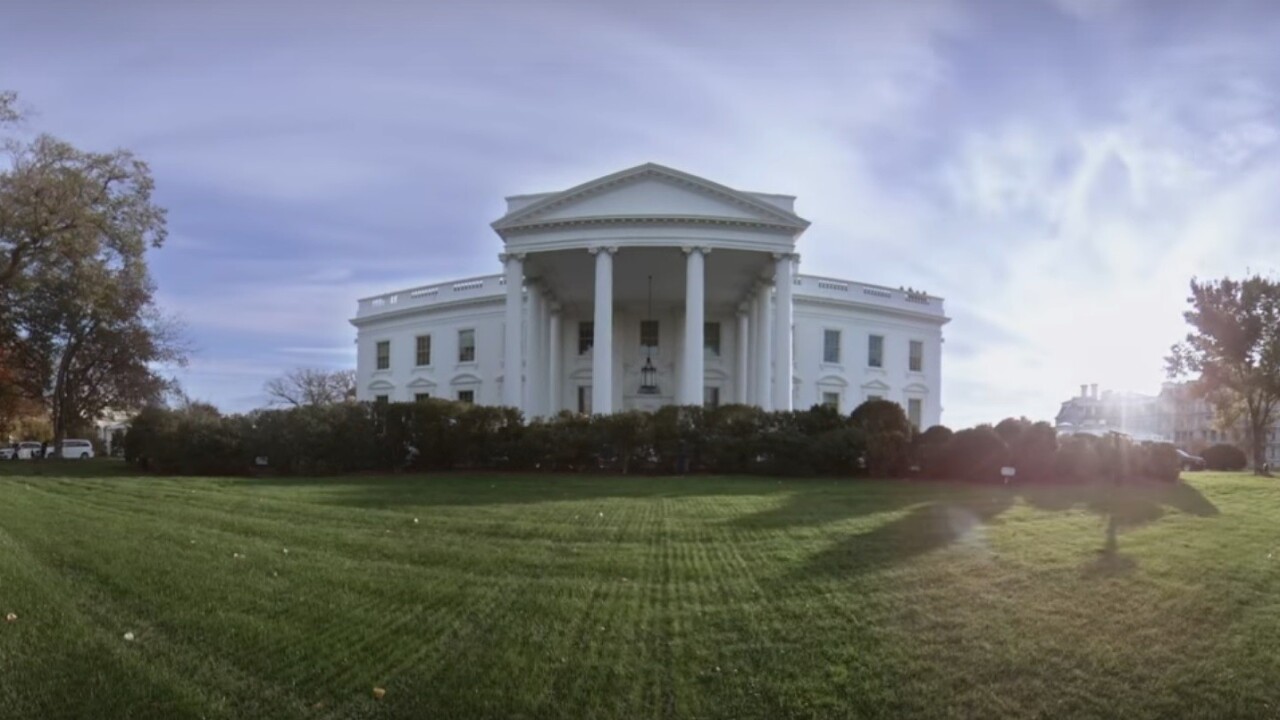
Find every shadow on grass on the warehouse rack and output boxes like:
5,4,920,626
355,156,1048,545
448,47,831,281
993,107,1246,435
780,479,1219,582
785,486,1017,581
239,472,807,509
0,458,134,479
240,471,1220,581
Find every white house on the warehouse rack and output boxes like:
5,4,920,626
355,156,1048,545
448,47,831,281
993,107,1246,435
351,164,949,428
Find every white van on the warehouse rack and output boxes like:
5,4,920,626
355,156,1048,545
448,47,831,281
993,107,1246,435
7,442,45,460
45,439,95,459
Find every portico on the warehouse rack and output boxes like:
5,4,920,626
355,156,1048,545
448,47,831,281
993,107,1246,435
490,163,809,415
496,244,798,415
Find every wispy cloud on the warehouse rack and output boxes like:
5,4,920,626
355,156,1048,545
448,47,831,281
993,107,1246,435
4,0,1278,420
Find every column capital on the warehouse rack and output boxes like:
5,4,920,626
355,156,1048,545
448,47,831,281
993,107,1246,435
737,303,750,316
771,251,799,262
498,251,526,263
681,245,711,256
588,245,618,256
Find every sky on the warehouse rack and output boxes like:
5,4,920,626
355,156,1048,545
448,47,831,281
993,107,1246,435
2,0,1278,427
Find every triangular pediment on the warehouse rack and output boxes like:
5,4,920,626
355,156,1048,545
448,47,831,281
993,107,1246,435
492,163,808,231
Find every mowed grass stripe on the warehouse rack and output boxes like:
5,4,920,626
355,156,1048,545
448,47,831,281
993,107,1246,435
3,466,1280,719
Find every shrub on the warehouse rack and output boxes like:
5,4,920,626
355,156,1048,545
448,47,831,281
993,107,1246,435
913,425,953,479
850,399,911,436
1202,443,1247,471
917,425,953,447
809,426,867,476
1009,420,1057,483
1143,442,1181,482
865,430,911,478
947,426,1009,483
133,401,1190,485
1052,434,1101,482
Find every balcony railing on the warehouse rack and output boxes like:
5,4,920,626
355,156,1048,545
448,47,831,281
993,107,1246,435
793,275,944,316
356,274,506,318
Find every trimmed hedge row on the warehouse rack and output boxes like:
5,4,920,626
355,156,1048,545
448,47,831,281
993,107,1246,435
124,400,1181,482
1202,443,1247,471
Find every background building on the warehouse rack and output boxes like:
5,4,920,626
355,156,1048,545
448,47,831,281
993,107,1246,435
1055,381,1280,466
351,164,949,427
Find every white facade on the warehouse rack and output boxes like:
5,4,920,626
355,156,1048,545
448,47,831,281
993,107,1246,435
351,164,948,428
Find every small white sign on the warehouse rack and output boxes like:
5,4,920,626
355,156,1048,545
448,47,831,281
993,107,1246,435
254,456,269,466
1000,466,1016,477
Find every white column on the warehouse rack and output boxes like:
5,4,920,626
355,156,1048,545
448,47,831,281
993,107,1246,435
680,246,707,406
501,252,524,409
772,253,795,411
591,246,615,414
754,281,773,410
736,306,750,404
525,282,544,416
548,304,562,414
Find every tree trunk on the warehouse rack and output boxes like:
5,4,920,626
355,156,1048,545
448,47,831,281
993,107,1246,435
1253,426,1269,476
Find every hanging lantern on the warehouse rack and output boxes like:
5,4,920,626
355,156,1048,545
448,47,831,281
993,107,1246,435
639,274,660,395
639,355,658,394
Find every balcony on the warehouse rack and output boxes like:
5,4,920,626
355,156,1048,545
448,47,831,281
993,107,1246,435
793,275,946,318
355,274,506,320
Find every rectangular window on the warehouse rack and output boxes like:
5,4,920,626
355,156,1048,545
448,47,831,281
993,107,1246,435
375,340,390,370
867,394,883,403
458,329,475,363
415,335,431,366
457,389,474,404
414,393,431,402
578,322,594,355
374,394,389,405
909,340,923,372
704,386,720,409
640,320,659,349
823,329,841,364
704,322,721,356
908,398,923,429
822,391,840,408
868,334,884,368
577,385,592,414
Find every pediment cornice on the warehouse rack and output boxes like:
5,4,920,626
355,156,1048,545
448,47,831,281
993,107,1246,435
492,163,810,235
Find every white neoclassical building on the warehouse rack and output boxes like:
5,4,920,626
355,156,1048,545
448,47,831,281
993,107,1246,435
351,164,949,428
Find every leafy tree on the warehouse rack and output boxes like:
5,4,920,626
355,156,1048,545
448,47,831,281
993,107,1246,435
264,367,357,407
11,249,182,447
1167,276,1280,475
0,89,180,449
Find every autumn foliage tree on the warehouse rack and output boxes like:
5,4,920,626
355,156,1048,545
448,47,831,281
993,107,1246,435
1167,276,1280,476
0,90,183,446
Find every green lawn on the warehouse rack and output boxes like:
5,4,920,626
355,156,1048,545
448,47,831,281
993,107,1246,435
1,463,1278,719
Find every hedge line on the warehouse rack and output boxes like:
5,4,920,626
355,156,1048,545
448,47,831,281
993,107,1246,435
123,399,1182,482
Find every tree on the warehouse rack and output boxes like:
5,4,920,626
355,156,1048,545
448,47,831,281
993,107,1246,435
264,367,356,407
0,89,180,448
11,246,183,448
1167,276,1280,476
1,91,165,304
0,90,18,125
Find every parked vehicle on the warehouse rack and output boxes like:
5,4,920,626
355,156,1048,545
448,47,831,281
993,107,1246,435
1176,449,1206,471
45,439,95,459
7,442,45,460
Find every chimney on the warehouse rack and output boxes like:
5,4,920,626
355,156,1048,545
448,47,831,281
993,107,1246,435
1090,383,1099,399
1080,384,1088,399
